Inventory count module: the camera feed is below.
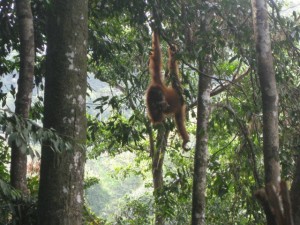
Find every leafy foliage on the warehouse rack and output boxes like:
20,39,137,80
114,194,154,225
0,111,76,156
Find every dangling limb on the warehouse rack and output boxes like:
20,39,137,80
168,45,190,149
175,105,190,150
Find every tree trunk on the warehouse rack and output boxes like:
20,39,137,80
251,0,280,187
152,126,169,225
10,0,34,223
191,1,212,223
37,0,88,224
251,0,280,224
251,0,280,197
11,0,34,193
191,60,211,225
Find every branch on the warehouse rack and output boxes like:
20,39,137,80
210,67,251,97
188,67,251,109
182,59,217,81
220,103,261,186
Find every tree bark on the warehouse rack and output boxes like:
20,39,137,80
191,1,212,223
37,0,88,224
11,0,34,193
10,0,34,223
191,59,211,225
251,0,280,224
152,126,169,225
251,0,280,187
251,0,280,195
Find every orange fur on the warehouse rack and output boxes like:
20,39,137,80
146,32,190,149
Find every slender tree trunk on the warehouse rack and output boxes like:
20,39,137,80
151,126,169,225
37,0,88,224
191,1,212,223
251,0,280,224
251,0,280,187
11,0,34,193
251,0,280,196
191,59,211,225
10,0,34,224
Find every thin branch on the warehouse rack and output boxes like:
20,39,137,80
210,134,239,159
188,67,251,109
211,67,251,96
218,103,261,187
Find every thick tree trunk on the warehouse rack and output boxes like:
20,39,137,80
10,0,34,224
152,126,169,225
251,0,280,224
37,0,88,224
191,61,211,225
